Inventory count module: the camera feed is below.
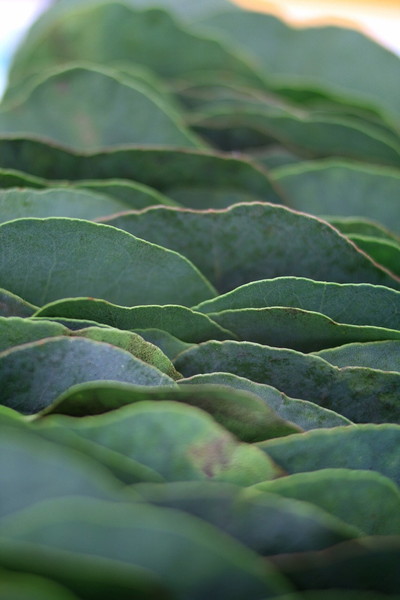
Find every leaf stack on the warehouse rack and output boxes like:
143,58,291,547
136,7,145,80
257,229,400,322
0,0,399,597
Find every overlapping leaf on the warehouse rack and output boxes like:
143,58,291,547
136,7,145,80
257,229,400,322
273,160,400,235
0,218,216,306
35,299,235,343
100,203,400,292
175,341,400,423
0,337,174,413
194,277,400,329
0,65,201,151
0,137,282,207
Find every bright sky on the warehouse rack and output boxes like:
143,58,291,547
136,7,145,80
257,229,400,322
0,0,399,96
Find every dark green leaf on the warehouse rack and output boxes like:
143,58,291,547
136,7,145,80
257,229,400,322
0,316,66,353
208,307,400,352
0,289,37,317
179,373,352,430
8,4,264,93
175,341,400,423
0,425,121,519
250,469,400,536
273,537,400,594
132,481,360,556
0,336,173,414
257,424,400,485
132,329,193,361
195,10,400,129
35,299,234,343
38,381,300,441
0,571,80,600
100,204,400,293
314,341,400,371
0,138,283,206
194,277,400,331
190,106,400,166
0,497,289,599
0,65,202,152
0,218,216,306
71,179,178,209
273,160,400,234
349,234,400,277
38,401,279,485
0,187,130,222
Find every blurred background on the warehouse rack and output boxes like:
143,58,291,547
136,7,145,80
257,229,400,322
0,0,399,97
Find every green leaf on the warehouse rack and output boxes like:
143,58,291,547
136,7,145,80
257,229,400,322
0,571,80,600
349,234,400,277
0,218,216,306
0,187,131,223
0,167,46,189
38,381,300,441
273,537,400,595
0,138,283,206
132,481,360,556
0,425,121,519
0,289,37,317
0,336,173,414
75,327,180,380
0,497,289,599
132,329,193,361
38,401,279,485
70,179,178,210
174,341,400,423
8,3,264,94
313,341,400,371
0,65,202,152
194,277,400,330
35,299,235,343
273,160,400,234
99,204,400,292
257,424,400,485
179,373,352,430
249,469,400,536
208,306,400,352
0,537,171,600
190,106,400,167
0,316,67,353
195,10,400,130
326,217,400,245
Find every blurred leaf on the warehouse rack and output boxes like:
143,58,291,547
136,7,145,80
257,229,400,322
0,290,37,318
257,424,400,485
0,425,121,519
38,381,300,441
0,497,288,599
273,536,400,594
38,401,279,485
0,187,130,222
132,481,360,556
195,10,400,130
273,160,400,234
249,469,400,536
349,234,400,276
0,65,202,152
0,137,282,206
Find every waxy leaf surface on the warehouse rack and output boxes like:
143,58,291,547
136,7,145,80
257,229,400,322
100,203,400,292
0,218,216,307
